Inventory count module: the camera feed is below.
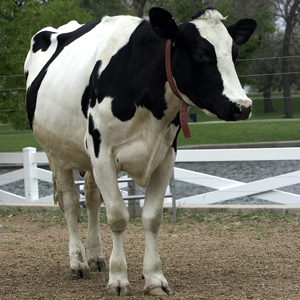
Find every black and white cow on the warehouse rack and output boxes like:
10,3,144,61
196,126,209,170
25,7,256,296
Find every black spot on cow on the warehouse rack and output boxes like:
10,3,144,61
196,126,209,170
90,61,102,108
26,71,48,130
87,21,168,122
170,113,180,152
32,31,55,53
81,85,90,119
26,21,100,130
88,114,101,158
25,71,29,81
81,60,102,119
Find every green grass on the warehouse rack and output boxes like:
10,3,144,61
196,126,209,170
1,92,300,151
0,124,43,152
191,91,300,122
178,91,300,146
177,119,300,146
1,119,299,151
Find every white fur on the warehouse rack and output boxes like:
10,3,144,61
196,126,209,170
189,11,252,115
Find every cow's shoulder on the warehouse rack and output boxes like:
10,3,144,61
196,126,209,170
81,20,168,123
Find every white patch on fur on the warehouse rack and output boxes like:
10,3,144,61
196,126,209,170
191,10,252,109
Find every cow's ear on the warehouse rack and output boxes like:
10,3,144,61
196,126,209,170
227,19,257,46
149,7,178,42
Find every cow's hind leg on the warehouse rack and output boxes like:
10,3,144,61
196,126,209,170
84,171,107,272
142,148,175,296
49,156,90,279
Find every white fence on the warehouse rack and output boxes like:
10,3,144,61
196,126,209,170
1,147,300,205
175,148,300,205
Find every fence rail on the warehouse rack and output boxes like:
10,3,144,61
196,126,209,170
1,147,300,207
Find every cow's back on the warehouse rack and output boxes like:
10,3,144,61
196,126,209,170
25,16,142,170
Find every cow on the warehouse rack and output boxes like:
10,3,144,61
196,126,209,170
25,7,256,296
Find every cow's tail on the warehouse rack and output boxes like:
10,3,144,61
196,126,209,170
47,154,64,212
52,172,64,212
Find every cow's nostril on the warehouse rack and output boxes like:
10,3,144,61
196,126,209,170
233,103,242,115
234,103,252,120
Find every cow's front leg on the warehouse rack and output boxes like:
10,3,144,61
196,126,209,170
142,148,175,296
93,157,130,296
84,171,107,272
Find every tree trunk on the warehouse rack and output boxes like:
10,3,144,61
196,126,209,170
282,72,293,118
263,74,275,113
263,90,275,113
279,0,299,118
282,35,293,117
133,0,147,18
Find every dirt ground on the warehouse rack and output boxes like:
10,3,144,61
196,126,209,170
0,209,300,300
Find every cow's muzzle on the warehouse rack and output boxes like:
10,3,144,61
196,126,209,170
233,103,252,121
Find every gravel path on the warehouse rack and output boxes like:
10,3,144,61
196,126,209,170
1,210,300,299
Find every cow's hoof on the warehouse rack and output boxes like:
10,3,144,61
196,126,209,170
70,267,90,280
88,257,107,272
107,285,131,296
144,285,173,296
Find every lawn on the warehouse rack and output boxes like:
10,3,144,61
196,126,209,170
0,92,299,152
0,124,43,152
177,119,300,146
191,91,300,122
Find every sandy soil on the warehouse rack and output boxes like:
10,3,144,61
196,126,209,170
0,210,300,300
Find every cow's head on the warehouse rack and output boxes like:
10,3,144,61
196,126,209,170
149,7,257,121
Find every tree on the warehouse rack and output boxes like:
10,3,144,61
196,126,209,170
0,0,44,129
155,0,210,23
274,0,300,118
0,0,94,129
132,0,148,18
246,6,279,113
80,0,124,20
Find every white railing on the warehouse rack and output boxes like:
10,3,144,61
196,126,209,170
0,148,52,202
1,147,300,205
175,149,300,205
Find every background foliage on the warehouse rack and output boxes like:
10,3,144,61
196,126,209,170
0,0,299,130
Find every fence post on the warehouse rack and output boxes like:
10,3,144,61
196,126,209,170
23,147,39,202
169,171,176,223
72,169,81,199
128,180,141,218
72,169,82,219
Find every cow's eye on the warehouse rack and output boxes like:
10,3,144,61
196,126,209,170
197,53,208,62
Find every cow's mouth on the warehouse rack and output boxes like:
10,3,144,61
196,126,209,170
218,102,252,122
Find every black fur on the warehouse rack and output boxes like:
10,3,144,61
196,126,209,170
88,114,101,158
191,8,215,20
32,31,55,53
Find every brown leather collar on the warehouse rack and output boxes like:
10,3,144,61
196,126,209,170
165,39,191,138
